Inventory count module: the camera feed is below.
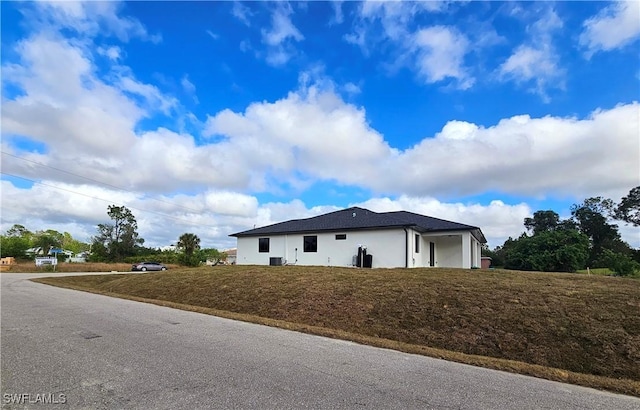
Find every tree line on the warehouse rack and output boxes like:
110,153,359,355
1,226,90,258
483,186,640,276
0,205,226,267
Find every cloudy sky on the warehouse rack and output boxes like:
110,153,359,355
1,1,639,251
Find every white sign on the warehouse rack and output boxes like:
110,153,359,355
35,257,58,266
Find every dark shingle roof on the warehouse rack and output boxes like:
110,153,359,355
230,207,486,243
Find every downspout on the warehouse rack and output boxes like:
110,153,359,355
404,228,409,268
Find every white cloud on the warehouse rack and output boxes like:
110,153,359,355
263,6,304,45
497,7,565,101
29,1,160,43
206,30,219,40
414,26,473,89
2,35,141,156
5,27,638,210
345,2,475,89
231,1,252,26
498,45,564,102
118,76,177,115
330,1,344,25
343,82,361,95
181,75,196,94
204,75,638,202
389,103,639,200
260,3,304,66
580,1,640,57
181,75,198,104
97,45,122,61
204,81,395,190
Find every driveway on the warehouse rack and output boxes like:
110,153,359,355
2,272,639,409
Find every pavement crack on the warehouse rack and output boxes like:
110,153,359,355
78,330,102,340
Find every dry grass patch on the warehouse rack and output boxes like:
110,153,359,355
4,261,179,273
33,266,640,396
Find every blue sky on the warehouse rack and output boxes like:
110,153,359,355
1,1,639,250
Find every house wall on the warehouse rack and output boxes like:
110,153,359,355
431,235,463,268
236,228,483,269
236,229,408,268
410,229,434,268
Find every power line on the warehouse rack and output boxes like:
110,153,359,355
1,151,204,214
1,172,217,229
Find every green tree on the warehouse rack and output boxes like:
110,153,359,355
6,224,32,239
481,244,503,268
524,210,560,235
0,235,30,258
177,233,200,256
1,224,33,258
504,229,589,272
571,197,627,265
33,230,64,255
177,233,201,266
598,249,640,277
198,248,227,265
615,186,640,227
92,205,143,262
62,232,89,254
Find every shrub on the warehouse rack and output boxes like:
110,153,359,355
598,250,640,277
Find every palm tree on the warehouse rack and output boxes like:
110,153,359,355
177,233,201,256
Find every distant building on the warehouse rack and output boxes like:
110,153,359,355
223,248,237,265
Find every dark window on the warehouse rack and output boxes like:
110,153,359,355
429,242,435,267
415,234,420,253
303,236,318,252
335,234,347,240
258,238,270,253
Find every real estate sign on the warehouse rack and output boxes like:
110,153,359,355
35,257,58,267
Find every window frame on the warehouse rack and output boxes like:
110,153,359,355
258,237,270,253
335,234,347,240
415,234,420,253
303,235,318,252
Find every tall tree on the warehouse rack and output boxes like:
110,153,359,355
571,197,626,265
92,205,143,262
177,233,201,267
33,230,64,255
615,186,640,227
6,224,31,239
524,210,560,235
177,233,201,256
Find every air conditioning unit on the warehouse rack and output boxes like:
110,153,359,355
269,257,283,266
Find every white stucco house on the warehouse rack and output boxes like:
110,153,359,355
230,207,486,269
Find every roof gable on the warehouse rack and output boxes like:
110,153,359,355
384,210,487,243
231,207,486,243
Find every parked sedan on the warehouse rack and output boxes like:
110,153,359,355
131,262,167,272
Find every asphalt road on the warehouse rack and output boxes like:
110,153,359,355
2,272,639,410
